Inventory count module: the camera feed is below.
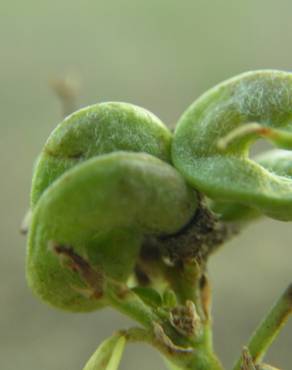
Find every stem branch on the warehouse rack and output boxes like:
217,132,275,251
233,283,292,370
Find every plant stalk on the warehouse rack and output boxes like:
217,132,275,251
233,283,292,370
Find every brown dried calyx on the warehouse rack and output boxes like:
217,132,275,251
156,194,238,263
169,300,201,338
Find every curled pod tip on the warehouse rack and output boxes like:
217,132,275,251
31,102,172,207
27,152,197,312
212,149,292,222
172,70,292,221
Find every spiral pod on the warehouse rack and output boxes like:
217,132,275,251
172,70,292,221
27,103,198,312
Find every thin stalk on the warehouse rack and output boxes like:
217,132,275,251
233,283,292,370
106,281,225,370
105,281,161,329
164,264,224,370
105,281,194,349
121,327,225,370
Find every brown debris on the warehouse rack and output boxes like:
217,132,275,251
52,243,103,299
157,194,238,263
241,347,256,370
169,300,201,338
153,322,194,355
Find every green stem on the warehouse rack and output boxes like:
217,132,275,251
164,265,224,370
233,283,292,370
105,281,224,369
105,281,193,348
104,264,224,370
105,281,161,329
167,265,200,306
121,327,224,370
171,350,224,370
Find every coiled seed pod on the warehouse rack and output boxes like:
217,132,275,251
27,102,198,311
172,70,292,221
31,102,172,207
27,152,197,312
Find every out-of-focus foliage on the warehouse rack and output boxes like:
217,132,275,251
0,0,291,369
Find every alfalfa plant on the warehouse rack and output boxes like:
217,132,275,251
25,70,292,370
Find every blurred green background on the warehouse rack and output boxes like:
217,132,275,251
1,0,292,369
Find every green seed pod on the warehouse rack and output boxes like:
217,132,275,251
31,102,172,207
27,152,197,312
212,149,292,222
172,70,292,221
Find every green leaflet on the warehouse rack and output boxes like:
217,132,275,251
27,152,197,311
162,288,177,309
172,70,292,221
131,286,162,308
83,335,126,370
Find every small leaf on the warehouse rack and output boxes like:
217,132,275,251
83,335,126,370
162,288,177,308
132,287,162,307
